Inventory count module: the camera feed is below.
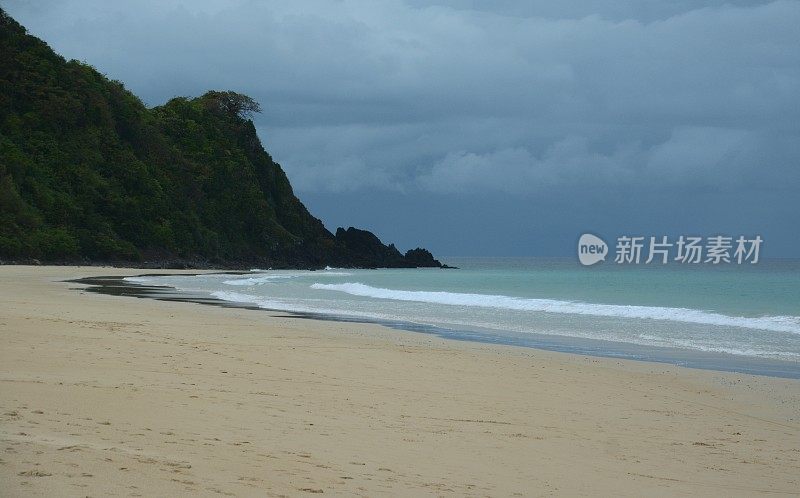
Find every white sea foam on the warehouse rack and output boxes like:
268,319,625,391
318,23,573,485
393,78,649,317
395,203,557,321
310,282,800,334
211,290,305,310
223,271,353,286
223,275,297,286
662,340,800,359
124,276,155,284
204,288,800,359
209,290,392,321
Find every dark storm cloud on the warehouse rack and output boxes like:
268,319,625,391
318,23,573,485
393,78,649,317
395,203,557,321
405,0,779,21
4,0,799,255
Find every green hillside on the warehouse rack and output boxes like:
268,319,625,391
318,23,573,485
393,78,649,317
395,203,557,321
0,9,441,268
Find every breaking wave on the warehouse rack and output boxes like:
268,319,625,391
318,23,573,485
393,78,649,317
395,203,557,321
310,282,800,334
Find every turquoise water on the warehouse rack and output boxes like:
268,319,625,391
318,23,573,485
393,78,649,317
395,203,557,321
127,258,800,368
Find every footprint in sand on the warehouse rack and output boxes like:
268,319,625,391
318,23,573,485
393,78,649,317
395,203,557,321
18,469,52,477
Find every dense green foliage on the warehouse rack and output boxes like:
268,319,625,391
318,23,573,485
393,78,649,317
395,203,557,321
0,10,440,268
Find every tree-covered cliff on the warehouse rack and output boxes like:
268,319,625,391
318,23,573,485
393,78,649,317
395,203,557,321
0,9,441,268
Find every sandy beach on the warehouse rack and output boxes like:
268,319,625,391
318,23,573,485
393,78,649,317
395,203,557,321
0,266,798,497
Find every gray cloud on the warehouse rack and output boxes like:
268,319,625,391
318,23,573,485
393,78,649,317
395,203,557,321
418,127,774,194
4,0,799,255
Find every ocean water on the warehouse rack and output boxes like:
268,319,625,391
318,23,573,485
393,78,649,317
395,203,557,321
125,258,800,375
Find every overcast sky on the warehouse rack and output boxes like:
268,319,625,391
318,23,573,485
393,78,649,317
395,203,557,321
5,0,799,257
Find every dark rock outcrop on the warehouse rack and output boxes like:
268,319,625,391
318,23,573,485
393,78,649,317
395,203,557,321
333,227,442,268
403,248,443,268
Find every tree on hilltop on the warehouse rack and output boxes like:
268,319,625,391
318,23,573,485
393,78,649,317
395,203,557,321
202,90,262,120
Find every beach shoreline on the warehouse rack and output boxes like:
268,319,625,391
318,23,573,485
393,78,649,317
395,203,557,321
73,272,800,380
1,266,799,496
